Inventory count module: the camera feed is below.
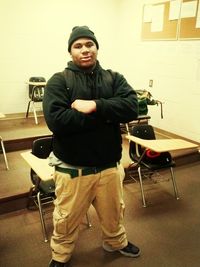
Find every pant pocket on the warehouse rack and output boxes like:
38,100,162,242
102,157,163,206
53,210,69,235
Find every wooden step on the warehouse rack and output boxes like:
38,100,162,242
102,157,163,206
0,114,199,214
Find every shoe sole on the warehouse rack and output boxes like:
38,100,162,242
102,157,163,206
102,243,140,258
119,249,140,258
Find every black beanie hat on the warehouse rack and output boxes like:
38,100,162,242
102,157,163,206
68,26,99,52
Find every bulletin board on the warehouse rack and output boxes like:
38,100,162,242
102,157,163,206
141,0,200,41
141,1,179,40
179,0,200,40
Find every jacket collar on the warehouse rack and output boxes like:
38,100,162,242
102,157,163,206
66,60,101,74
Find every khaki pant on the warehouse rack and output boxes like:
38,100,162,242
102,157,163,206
51,163,128,263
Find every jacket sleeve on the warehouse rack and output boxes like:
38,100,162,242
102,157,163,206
95,71,138,123
43,73,100,135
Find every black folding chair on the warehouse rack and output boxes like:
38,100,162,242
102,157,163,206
27,136,91,242
26,77,46,124
127,124,180,207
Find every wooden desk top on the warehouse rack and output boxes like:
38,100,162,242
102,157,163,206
126,135,199,153
21,151,54,181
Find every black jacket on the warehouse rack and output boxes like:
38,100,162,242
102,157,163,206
43,61,138,166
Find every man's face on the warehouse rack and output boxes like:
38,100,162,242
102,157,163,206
70,38,98,69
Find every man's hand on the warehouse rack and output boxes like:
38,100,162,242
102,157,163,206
71,99,96,114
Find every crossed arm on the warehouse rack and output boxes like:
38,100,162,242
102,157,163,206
71,99,96,114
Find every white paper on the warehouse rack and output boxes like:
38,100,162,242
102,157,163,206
196,18,200,28
196,59,200,81
143,5,152,23
151,4,165,32
181,1,198,18
196,1,200,28
169,0,181,20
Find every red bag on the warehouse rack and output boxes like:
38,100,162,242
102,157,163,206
143,149,172,165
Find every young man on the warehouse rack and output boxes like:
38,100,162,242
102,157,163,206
43,26,140,267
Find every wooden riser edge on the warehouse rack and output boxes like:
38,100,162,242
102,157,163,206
3,135,52,152
1,151,199,215
173,150,200,166
0,112,44,120
0,192,29,215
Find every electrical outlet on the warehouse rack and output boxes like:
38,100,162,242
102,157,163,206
149,79,153,87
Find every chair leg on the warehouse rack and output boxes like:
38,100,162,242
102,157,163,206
86,212,92,228
0,138,9,170
125,123,130,135
37,191,48,242
170,167,180,200
32,102,38,125
27,185,37,209
26,100,31,118
138,167,147,207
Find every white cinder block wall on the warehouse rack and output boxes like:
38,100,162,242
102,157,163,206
0,0,199,142
117,0,200,143
0,0,117,115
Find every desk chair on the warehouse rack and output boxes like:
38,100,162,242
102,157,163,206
127,124,179,207
27,136,91,242
120,115,151,135
26,77,46,125
0,136,9,170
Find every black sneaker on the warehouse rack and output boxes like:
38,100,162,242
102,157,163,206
103,241,140,258
49,259,70,267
